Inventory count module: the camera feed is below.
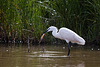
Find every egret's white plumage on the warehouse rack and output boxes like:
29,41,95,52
48,26,85,45
40,26,85,56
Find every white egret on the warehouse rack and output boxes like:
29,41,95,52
39,26,85,56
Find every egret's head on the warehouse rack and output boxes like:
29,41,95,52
46,26,57,32
42,26,56,33
39,26,57,43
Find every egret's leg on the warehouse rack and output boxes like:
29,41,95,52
67,43,70,56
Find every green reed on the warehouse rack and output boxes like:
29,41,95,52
0,0,100,44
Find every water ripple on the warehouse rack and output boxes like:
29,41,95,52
26,51,68,58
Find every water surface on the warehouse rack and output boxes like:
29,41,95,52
0,44,100,67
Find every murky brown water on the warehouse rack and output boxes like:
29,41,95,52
0,44,100,67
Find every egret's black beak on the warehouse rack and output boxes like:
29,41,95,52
42,29,48,34
42,28,50,34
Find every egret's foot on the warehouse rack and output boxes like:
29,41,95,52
67,54,70,57
67,55,70,58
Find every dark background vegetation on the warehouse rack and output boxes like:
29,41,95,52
0,0,100,46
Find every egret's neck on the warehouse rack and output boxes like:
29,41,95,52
52,28,61,39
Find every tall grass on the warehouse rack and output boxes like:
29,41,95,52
0,0,45,43
0,0,100,44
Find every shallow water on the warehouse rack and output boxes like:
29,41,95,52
0,44,100,67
